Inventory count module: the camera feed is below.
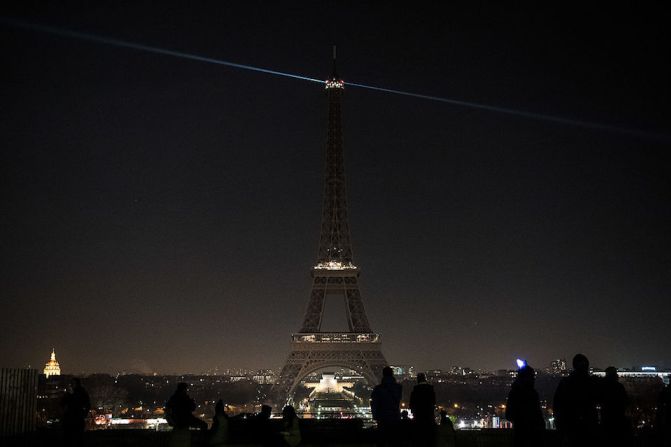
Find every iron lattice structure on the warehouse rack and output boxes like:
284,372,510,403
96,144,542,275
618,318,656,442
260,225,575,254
274,61,387,405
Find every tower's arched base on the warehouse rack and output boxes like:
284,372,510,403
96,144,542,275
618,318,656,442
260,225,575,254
273,332,387,406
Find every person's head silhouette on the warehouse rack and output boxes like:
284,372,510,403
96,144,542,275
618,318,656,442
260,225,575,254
177,382,188,393
605,366,618,381
282,405,297,421
572,354,589,374
215,399,226,415
517,365,535,386
417,373,427,384
382,366,394,378
260,404,272,419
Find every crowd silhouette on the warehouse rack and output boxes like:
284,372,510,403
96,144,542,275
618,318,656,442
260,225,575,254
364,353,660,446
57,354,671,446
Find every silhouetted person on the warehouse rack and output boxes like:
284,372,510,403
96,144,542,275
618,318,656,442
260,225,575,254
371,366,402,446
165,382,208,430
61,378,90,447
255,404,274,446
278,405,301,447
209,399,229,446
399,410,411,446
410,373,436,446
599,367,632,446
553,354,599,447
656,382,671,447
256,404,272,421
506,364,545,447
435,411,455,447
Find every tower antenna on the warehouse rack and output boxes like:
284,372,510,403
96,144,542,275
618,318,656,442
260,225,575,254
331,44,338,78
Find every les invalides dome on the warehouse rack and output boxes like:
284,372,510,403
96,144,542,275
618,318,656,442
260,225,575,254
43,349,61,377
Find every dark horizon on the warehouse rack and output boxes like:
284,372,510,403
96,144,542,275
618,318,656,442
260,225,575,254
2,3,670,375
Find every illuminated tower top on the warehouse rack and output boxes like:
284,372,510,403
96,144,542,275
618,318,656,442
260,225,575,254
43,348,61,377
325,46,344,90
316,46,351,270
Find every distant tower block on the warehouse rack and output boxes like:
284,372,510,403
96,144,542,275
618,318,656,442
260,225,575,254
274,55,388,404
43,349,61,377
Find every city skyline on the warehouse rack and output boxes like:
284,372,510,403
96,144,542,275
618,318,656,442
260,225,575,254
2,3,670,375
31,345,669,376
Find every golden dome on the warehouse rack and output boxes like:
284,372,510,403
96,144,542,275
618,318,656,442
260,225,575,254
44,348,61,377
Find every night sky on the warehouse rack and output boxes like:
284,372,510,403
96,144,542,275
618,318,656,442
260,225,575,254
2,3,670,375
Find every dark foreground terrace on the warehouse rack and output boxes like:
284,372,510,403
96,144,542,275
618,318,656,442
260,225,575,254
2,420,662,447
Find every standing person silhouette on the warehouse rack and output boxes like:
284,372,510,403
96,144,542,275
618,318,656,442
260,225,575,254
505,363,545,447
410,373,436,446
657,382,671,447
553,354,599,447
61,378,91,447
255,404,274,446
599,367,632,446
371,366,402,447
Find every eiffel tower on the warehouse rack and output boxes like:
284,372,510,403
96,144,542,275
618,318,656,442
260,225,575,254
274,51,388,404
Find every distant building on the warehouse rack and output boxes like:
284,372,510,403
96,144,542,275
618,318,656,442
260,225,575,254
43,349,61,378
390,365,415,380
549,359,567,375
449,366,475,376
0,368,38,436
592,366,671,385
252,371,276,384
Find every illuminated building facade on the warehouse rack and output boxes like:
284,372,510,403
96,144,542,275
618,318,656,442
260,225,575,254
592,366,671,385
43,349,61,378
274,51,388,404
549,359,567,375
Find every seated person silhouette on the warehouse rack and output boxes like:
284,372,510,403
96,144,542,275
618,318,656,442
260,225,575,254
279,405,301,447
209,399,229,446
165,382,208,431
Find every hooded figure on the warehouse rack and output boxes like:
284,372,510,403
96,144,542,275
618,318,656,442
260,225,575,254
506,364,545,447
